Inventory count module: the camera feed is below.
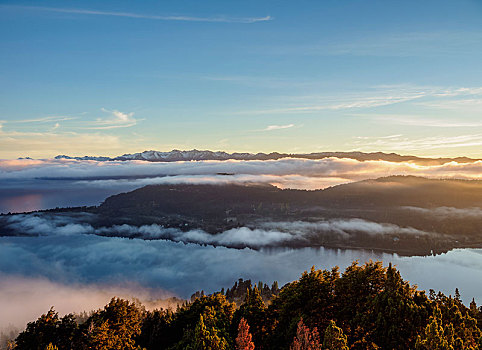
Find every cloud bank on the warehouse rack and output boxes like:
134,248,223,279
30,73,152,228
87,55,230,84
2,157,482,185
1,157,481,213
3,213,432,249
402,206,482,219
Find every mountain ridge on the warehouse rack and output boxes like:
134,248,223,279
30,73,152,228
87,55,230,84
53,149,481,165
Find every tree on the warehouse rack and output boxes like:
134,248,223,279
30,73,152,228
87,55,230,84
236,318,255,350
86,297,143,350
289,318,322,350
368,263,430,349
415,306,454,350
323,320,348,350
233,286,267,346
15,308,80,350
289,318,321,350
179,314,229,350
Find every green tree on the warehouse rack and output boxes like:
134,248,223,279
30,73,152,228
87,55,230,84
323,320,348,350
415,306,454,350
268,266,339,349
233,286,267,347
15,308,80,350
177,314,229,350
169,294,235,348
368,263,430,349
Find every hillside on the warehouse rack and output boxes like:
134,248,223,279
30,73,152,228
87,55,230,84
2,176,482,255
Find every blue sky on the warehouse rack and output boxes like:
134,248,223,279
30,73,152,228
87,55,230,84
1,0,481,158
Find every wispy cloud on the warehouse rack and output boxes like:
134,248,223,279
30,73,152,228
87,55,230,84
235,85,482,116
85,108,139,130
353,134,482,151
353,113,482,128
265,31,482,57
9,116,78,124
7,5,272,24
263,124,295,131
238,92,426,115
417,98,482,112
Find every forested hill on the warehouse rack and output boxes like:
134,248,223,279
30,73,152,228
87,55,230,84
10,261,482,350
95,176,482,247
2,176,482,255
99,176,482,216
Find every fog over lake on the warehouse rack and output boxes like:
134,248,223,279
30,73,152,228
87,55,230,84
1,233,482,331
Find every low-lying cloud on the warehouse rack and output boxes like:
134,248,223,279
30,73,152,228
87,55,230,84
0,274,174,333
2,157,482,185
3,213,432,250
402,206,482,219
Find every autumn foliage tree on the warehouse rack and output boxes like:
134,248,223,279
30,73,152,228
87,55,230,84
236,318,255,350
289,318,321,350
86,297,143,350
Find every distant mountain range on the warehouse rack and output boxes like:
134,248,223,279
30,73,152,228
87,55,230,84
54,149,480,165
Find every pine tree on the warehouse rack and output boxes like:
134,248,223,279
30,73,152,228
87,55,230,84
185,314,229,350
289,318,322,350
87,297,143,350
234,286,267,346
415,306,454,350
236,318,255,350
323,320,348,350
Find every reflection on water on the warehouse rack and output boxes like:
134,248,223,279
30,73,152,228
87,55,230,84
0,179,140,214
0,194,44,214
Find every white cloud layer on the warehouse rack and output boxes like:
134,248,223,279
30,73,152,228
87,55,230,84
1,158,482,189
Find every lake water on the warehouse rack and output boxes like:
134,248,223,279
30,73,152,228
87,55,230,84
1,234,481,303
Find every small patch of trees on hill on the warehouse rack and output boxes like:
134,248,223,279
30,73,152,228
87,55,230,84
9,261,482,349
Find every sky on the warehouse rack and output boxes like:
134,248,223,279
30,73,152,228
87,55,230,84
1,0,482,159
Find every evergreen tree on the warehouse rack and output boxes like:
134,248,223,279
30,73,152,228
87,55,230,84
368,263,430,349
86,297,143,350
181,314,229,350
415,306,454,350
15,308,80,350
233,286,267,347
323,320,348,350
236,318,255,350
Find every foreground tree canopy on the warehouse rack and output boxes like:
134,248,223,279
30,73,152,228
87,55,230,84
10,261,482,349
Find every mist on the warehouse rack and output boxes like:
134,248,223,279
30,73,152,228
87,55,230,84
2,157,482,214
3,213,434,249
402,206,482,218
0,274,175,331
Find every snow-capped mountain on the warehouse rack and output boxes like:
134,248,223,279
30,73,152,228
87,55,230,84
54,155,112,161
52,150,479,164
112,150,286,161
